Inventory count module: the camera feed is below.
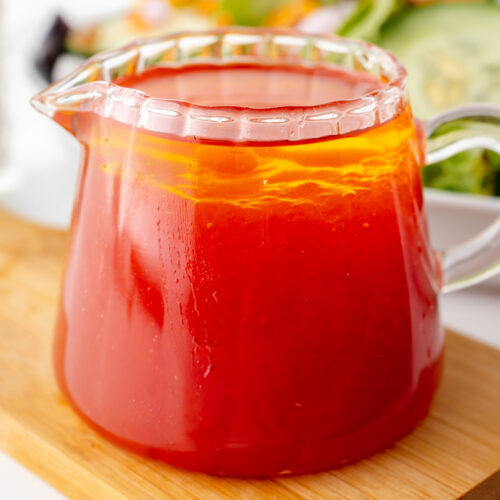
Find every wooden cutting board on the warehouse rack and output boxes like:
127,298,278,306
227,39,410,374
0,208,499,500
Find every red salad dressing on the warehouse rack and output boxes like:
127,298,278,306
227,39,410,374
54,64,443,475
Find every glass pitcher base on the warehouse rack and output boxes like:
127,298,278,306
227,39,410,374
55,354,443,477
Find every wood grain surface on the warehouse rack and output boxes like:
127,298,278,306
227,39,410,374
0,209,499,500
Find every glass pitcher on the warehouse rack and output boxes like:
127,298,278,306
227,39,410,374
32,28,500,476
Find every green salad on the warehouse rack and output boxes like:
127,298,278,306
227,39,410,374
375,1,500,196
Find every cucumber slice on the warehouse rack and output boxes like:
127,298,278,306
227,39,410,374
338,0,401,42
380,3,500,119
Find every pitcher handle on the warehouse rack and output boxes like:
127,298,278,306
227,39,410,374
425,103,500,293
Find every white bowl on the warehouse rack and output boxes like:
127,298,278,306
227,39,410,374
424,188,500,287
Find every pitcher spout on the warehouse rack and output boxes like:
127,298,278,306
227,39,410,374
31,60,112,136
31,41,147,136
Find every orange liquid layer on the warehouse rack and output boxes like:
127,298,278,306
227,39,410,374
55,65,443,476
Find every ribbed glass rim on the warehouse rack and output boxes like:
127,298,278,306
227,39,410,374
32,27,408,143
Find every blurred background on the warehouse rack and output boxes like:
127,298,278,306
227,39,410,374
3,0,500,228
2,0,130,227
1,1,500,498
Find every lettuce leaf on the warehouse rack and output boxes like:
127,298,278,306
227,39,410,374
423,149,499,195
338,0,402,42
219,0,289,26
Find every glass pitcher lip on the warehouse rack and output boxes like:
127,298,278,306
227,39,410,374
32,27,408,143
